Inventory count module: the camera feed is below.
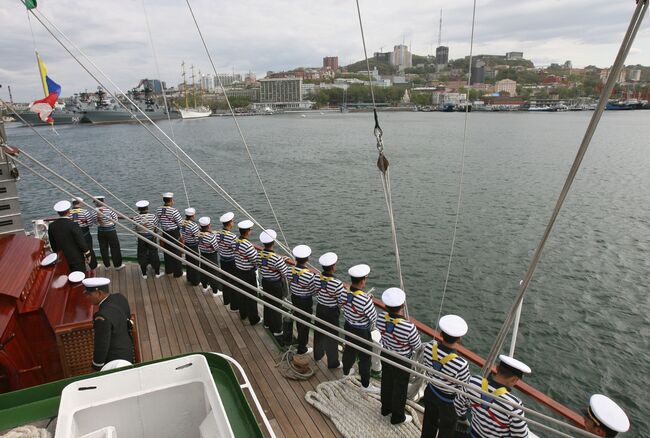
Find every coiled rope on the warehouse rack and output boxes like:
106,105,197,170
305,377,422,438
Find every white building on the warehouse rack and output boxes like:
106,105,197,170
214,73,242,87
200,74,214,91
629,69,642,82
391,45,412,69
494,79,517,96
256,77,311,110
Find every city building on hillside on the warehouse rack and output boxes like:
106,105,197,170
256,77,311,110
600,68,626,84
200,74,214,91
494,79,517,95
374,52,392,63
217,87,259,102
471,60,486,84
506,51,524,60
137,79,166,93
629,69,642,82
244,72,257,86
323,56,339,70
214,73,242,87
391,45,412,69
436,46,449,66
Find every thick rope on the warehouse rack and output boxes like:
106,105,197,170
435,0,478,330
10,145,598,438
305,377,422,438
354,0,407,317
21,3,296,258
141,0,190,207
482,0,649,375
184,0,290,250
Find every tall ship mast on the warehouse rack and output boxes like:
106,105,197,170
178,62,211,119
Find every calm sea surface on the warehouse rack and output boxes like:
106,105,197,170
6,110,650,436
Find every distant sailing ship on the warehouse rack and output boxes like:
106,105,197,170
179,62,211,119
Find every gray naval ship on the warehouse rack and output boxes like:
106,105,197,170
19,87,179,126
82,88,179,124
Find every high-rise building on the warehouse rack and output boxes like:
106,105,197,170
214,73,242,87
390,45,412,69
200,74,214,91
629,69,642,82
374,52,392,63
323,56,339,71
436,46,449,65
471,60,486,84
260,78,303,103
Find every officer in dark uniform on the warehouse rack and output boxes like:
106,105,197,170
82,277,134,371
48,200,91,273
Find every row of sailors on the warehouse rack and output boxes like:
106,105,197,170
53,195,630,437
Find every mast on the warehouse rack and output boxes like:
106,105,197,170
182,61,188,109
191,64,196,108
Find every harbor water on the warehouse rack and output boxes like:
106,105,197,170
7,110,650,436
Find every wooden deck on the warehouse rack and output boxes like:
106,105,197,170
103,263,342,438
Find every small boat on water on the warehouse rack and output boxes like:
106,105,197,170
179,106,212,119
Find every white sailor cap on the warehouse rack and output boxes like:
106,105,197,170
260,229,277,244
72,197,83,203
68,271,86,283
348,264,370,278
220,212,234,223
135,200,149,209
292,244,311,259
185,207,196,216
82,277,110,293
162,192,174,198
198,216,211,227
588,394,630,434
439,314,468,338
319,252,338,267
93,195,105,200
382,287,406,307
498,354,532,377
54,200,71,213
238,219,254,230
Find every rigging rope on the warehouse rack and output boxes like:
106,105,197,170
141,0,190,207
481,0,649,375
21,2,298,258
354,0,407,317
184,0,290,250
9,147,599,438
435,0,478,331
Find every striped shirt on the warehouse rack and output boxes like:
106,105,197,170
215,229,236,260
198,231,219,253
155,205,182,231
69,207,96,229
423,341,470,401
234,237,259,271
133,213,159,237
454,374,529,438
96,207,118,231
315,274,346,307
338,288,377,328
180,219,200,245
258,249,289,281
286,266,317,298
376,311,421,358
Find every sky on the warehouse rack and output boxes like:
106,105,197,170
0,0,649,101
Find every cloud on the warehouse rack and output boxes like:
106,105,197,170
0,0,648,101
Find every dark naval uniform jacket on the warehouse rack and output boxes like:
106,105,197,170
92,293,134,370
48,217,89,269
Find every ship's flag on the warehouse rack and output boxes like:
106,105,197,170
29,53,61,124
25,0,37,9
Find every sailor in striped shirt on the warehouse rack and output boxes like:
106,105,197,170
216,212,237,309
377,287,421,424
258,229,288,337
313,252,345,368
285,245,317,355
454,355,531,438
421,314,471,438
339,264,377,391
198,216,219,295
93,195,123,270
70,197,98,270
233,220,261,325
155,192,183,278
181,208,200,286
133,200,161,279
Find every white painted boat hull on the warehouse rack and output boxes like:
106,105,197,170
179,108,212,119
